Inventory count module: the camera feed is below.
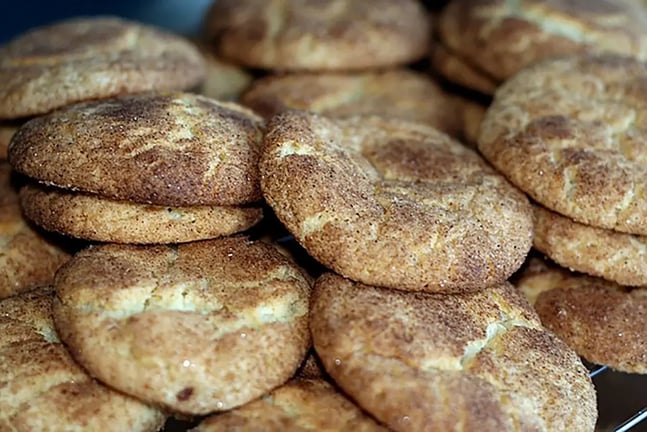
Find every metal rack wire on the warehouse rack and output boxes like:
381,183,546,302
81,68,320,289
588,365,646,432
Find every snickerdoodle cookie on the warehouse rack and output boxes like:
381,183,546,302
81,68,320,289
533,204,647,286
19,184,263,245
0,17,205,119
10,92,264,206
310,273,597,432
9,93,264,243
438,0,647,83
516,257,647,374
241,69,463,137
261,111,532,292
191,378,387,431
479,54,647,235
0,287,166,431
205,0,430,71
53,237,311,414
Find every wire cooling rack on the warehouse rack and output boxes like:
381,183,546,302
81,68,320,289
588,365,646,432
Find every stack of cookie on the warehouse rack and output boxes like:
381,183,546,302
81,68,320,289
0,16,209,301
432,0,647,146
479,53,647,376
1,15,313,431
205,0,473,142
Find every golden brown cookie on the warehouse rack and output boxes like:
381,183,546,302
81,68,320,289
0,287,166,431
438,0,647,83
9,92,264,206
430,44,498,95
241,69,464,137
198,47,253,101
19,183,263,244
310,273,597,432
261,111,532,292
533,204,647,286
516,257,647,374
53,237,311,415
191,378,387,431
1,164,69,299
0,122,19,159
0,17,205,119
479,54,647,235
205,0,430,71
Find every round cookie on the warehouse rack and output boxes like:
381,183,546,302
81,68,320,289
9,92,264,206
430,44,498,95
516,258,647,374
241,69,464,137
20,183,263,244
0,16,205,119
533,204,647,286
0,287,166,431
261,111,532,292
53,237,311,415
438,0,647,83
197,46,253,101
205,0,430,71
191,378,387,431
0,163,70,299
479,54,647,235
0,122,19,160
310,273,597,432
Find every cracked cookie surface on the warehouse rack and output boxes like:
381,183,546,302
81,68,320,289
192,378,387,431
310,273,597,432
479,54,647,235
0,16,205,118
261,111,532,292
205,0,430,71
9,93,265,206
0,287,166,431
438,0,647,83
516,257,647,374
53,237,311,414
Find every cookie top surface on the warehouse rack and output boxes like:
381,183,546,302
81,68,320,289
19,183,263,244
0,17,205,119
205,0,430,71
192,378,387,431
261,111,532,292
310,273,597,432
53,237,311,414
438,0,647,82
241,69,463,137
516,258,647,374
0,288,166,431
479,54,647,235
9,92,265,206
533,204,647,286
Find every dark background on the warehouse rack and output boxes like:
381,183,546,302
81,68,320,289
0,0,212,43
